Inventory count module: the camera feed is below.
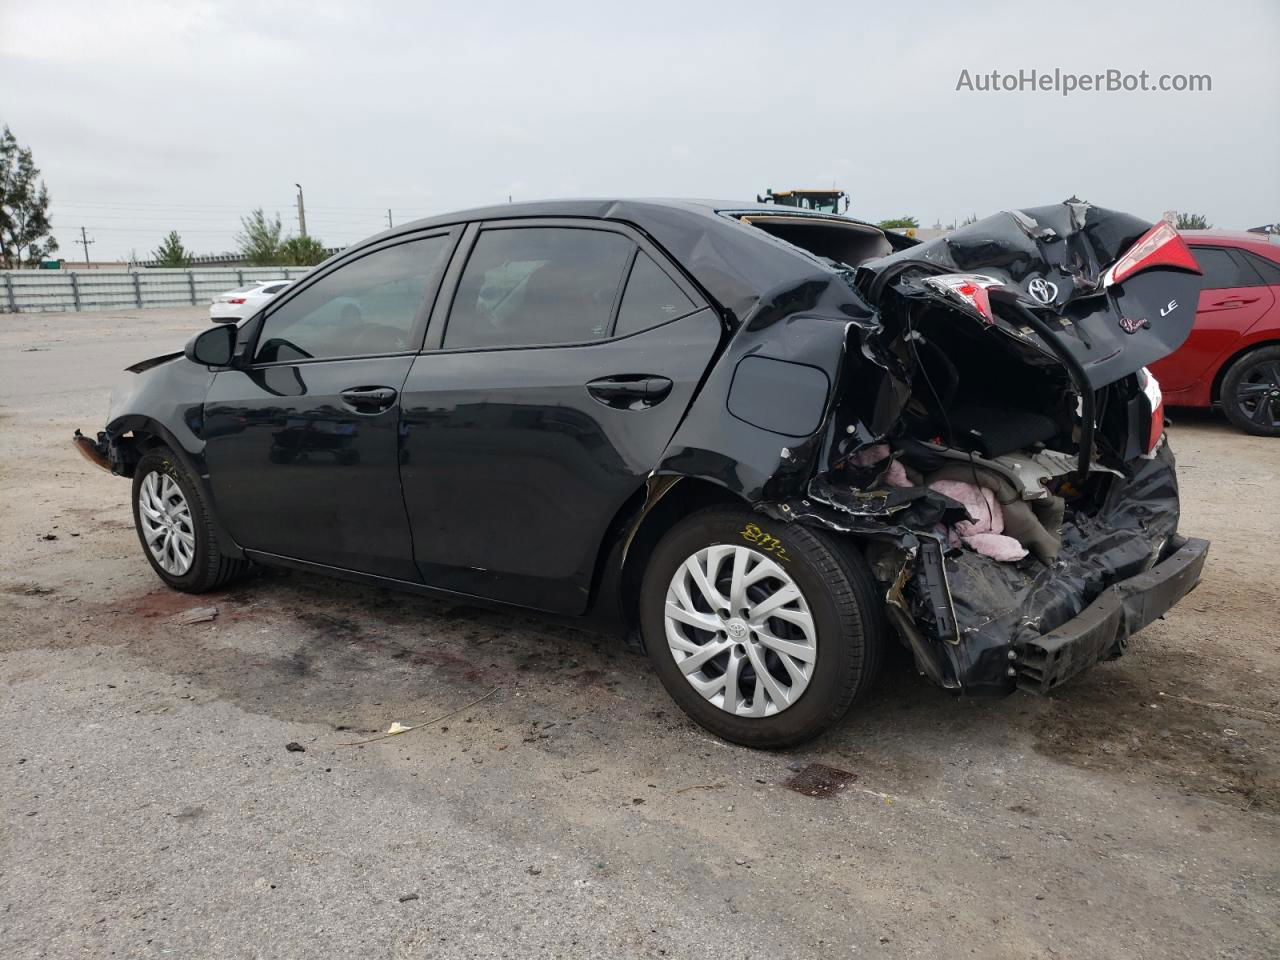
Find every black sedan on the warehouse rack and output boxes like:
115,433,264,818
76,198,1210,747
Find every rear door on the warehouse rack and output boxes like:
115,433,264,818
1151,245,1275,392
399,219,723,614
203,230,457,579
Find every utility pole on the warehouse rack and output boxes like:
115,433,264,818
387,209,393,229
295,183,308,238
75,226,95,267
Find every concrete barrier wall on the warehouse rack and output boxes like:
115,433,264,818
0,267,316,313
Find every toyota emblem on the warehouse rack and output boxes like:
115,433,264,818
1028,277,1058,305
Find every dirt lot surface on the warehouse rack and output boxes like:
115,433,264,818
2,307,1278,959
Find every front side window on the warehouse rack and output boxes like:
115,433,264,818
444,227,632,349
255,235,450,363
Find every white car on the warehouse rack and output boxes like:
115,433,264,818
208,280,293,322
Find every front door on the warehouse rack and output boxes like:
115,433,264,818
203,231,457,580
399,222,723,613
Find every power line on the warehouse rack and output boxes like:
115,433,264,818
54,198,441,213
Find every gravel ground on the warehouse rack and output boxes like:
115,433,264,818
1,307,1277,960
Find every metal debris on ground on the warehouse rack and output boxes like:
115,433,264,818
171,605,218,625
337,687,500,746
784,762,858,798
674,783,725,795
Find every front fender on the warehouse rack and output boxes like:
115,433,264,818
104,355,215,462
96,357,244,558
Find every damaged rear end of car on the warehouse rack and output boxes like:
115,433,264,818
664,200,1210,699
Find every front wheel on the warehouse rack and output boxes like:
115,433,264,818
639,506,884,748
131,447,249,592
1221,345,1280,436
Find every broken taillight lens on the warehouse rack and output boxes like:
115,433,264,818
923,273,1002,323
1137,366,1165,454
1103,221,1201,288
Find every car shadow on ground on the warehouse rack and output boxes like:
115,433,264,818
76,560,1276,812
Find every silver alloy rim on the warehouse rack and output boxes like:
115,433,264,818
138,471,196,576
664,544,817,717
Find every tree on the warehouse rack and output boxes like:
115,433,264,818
236,208,284,265
279,234,328,266
877,216,919,230
0,124,58,267
152,230,191,267
1175,212,1211,230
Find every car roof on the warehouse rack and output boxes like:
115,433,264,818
1181,230,1280,257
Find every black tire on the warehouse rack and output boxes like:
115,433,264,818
1220,345,1280,437
131,447,250,592
639,506,884,749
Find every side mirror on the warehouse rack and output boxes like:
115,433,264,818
184,324,237,367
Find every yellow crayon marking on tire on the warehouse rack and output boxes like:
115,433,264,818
740,523,790,562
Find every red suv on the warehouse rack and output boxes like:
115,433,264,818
1149,231,1280,435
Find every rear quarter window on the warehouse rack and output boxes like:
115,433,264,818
613,252,696,337
1241,251,1280,286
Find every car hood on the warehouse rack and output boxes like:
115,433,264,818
856,201,1204,388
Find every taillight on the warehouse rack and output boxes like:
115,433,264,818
923,273,1002,323
1103,221,1201,288
1138,366,1165,454
228,298,247,305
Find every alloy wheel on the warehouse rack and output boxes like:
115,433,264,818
138,471,196,576
663,544,817,717
1233,359,1280,430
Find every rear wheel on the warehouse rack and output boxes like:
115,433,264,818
639,506,883,748
131,448,250,592
1221,345,1280,436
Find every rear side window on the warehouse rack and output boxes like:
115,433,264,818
262,283,289,294
1242,251,1280,286
614,252,696,337
255,235,450,363
1191,246,1258,289
444,227,632,349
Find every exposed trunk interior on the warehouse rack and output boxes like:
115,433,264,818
737,215,895,268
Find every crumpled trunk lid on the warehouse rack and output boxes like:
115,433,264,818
857,201,1204,388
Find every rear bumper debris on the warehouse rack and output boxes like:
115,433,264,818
1014,535,1209,693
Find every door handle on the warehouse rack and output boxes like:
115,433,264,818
340,386,398,412
586,376,674,409
1210,297,1257,308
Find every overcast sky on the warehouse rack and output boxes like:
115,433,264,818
2,0,1277,260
